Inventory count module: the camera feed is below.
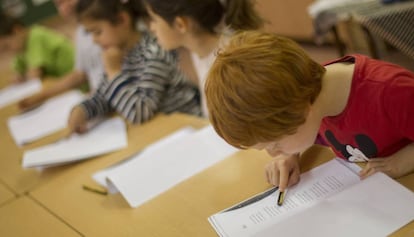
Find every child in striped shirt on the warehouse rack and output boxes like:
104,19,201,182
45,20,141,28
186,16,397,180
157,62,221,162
68,0,200,133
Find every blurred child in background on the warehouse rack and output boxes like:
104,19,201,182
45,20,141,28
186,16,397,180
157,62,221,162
18,0,104,110
144,0,264,117
0,10,74,83
68,0,200,133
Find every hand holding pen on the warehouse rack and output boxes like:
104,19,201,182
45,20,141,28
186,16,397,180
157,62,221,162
264,153,301,205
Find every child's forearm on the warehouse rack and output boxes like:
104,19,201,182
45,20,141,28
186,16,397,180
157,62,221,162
360,143,414,179
26,68,43,79
389,143,414,177
42,70,86,98
81,91,112,121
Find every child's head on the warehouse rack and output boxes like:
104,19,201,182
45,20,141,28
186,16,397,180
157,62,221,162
0,11,26,54
205,31,326,153
75,0,146,49
53,0,78,19
144,0,263,50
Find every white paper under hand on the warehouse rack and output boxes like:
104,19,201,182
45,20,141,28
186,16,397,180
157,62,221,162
22,117,128,168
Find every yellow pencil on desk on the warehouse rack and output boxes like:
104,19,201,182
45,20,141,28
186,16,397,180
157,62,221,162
82,185,108,195
277,190,285,206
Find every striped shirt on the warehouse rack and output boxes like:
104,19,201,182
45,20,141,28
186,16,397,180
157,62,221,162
80,32,201,124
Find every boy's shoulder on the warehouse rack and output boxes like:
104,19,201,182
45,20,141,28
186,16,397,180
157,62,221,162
29,24,67,41
139,31,176,61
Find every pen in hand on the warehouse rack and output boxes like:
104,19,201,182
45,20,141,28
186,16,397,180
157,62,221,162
277,190,285,206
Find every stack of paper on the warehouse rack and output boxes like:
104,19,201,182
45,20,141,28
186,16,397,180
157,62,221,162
93,125,238,208
8,90,85,146
209,159,414,237
22,117,128,168
0,79,42,109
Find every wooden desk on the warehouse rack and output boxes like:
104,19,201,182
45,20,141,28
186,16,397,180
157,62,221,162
0,101,74,194
30,113,221,236
0,196,81,237
0,79,114,194
1,108,412,236
0,182,15,207
31,123,414,237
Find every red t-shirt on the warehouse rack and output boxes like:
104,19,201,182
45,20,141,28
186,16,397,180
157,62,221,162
319,54,414,162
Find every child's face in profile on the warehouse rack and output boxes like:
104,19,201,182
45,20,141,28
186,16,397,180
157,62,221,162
53,0,77,19
146,6,183,50
82,18,127,50
251,110,320,157
0,29,25,54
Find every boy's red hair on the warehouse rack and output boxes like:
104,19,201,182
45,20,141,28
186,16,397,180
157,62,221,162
205,31,326,148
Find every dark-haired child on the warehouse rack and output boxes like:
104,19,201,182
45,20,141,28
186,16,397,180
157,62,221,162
0,11,74,83
144,0,263,117
68,0,200,133
18,0,104,111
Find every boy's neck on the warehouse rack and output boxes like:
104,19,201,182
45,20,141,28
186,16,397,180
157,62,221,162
187,33,220,58
124,30,141,51
313,62,355,119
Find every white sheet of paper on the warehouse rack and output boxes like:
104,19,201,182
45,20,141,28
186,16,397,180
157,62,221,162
0,79,42,109
7,90,85,146
209,159,414,237
103,125,238,208
92,126,196,194
22,117,128,168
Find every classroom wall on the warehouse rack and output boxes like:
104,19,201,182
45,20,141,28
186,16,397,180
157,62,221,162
1,0,57,25
256,0,315,41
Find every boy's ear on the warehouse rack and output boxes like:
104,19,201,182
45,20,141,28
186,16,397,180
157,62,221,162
117,12,131,26
173,16,189,34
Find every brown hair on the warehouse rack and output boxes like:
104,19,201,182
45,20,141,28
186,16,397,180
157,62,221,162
0,11,23,36
145,0,263,33
75,0,146,25
205,31,326,148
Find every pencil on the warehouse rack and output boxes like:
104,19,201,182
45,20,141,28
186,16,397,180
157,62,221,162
277,190,285,206
82,185,108,195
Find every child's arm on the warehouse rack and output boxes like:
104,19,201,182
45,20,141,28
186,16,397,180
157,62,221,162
26,67,43,79
67,47,121,127
360,143,414,179
67,105,88,134
11,55,27,83
98,47,173,124
359,72,414,179
18,70,86,110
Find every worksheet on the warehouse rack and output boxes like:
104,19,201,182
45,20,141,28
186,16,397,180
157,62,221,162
7,90,84,145
22,117,127,168
209,159,414,237
94,125,238,208
0,79,42,108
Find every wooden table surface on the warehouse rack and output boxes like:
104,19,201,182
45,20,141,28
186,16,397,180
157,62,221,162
0,77,413,236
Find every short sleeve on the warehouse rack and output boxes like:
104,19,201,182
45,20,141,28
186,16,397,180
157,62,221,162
383,73,414,140
25,28,48,69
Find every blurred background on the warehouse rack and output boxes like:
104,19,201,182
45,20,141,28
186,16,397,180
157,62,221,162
1,0,413,75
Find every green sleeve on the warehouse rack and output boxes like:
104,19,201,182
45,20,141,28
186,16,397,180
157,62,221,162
12,54,26,75
25,27,48,69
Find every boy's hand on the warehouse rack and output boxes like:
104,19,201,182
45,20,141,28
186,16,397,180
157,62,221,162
67,106,88,134
18,93,45,111
12,74,26,84
27,68,43,79
102,46,124,79
360,143,414,179
265,153,301,192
